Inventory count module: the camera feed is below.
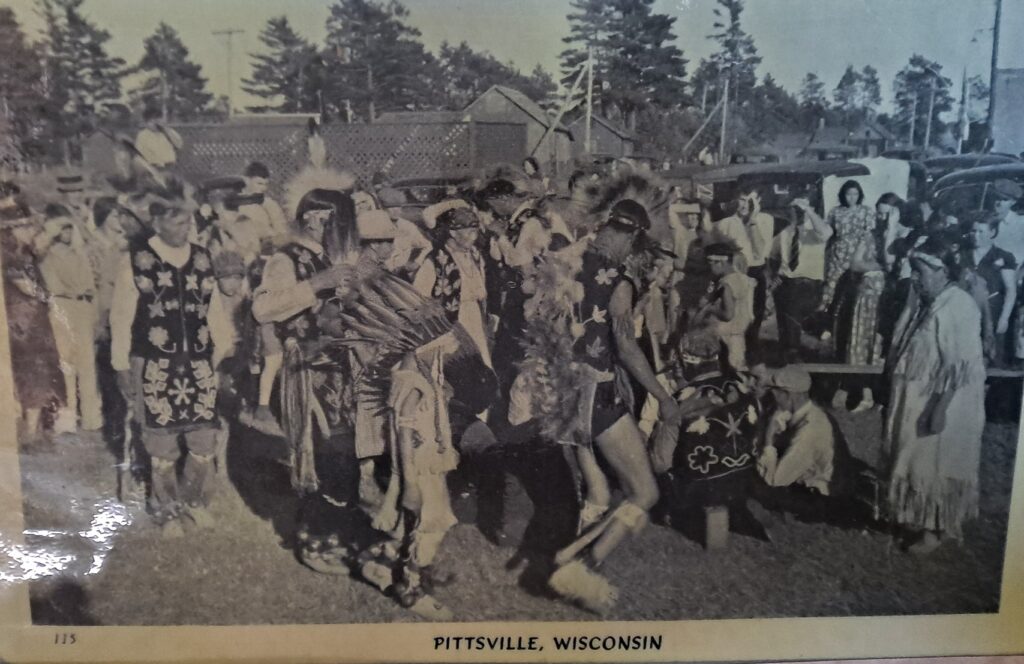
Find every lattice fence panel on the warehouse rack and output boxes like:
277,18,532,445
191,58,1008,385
172,124,308,201
320,122,473,185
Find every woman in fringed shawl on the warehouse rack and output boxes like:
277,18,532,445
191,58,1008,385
883,234,985,554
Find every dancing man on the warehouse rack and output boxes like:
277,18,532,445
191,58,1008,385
547,199,680,613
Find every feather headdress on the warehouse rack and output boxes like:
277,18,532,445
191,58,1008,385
283,166,357,223
317,266,477,415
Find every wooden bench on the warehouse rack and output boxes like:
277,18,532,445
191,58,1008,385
793,363,1024,379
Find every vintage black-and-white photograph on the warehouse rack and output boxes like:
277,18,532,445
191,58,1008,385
2,0,1022,628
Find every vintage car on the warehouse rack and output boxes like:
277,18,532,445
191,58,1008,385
931,162,1024,215
923,153,1019,184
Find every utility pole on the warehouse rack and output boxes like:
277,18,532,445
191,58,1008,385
719,70,730,164
585,47,593,154
987,0,1002,133
923,73,937,150
908,94,918,146
213,28,245,116
366,63,375,122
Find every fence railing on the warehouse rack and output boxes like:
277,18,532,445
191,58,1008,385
170,120,527,201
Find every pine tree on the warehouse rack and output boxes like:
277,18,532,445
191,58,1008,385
602,0,687,128
707,0,761,105
798,72,830,129
323,0,442,121
559,0,687,128
524,65,559,109
0,7,46,160
747,73,800,139
859,65,882,112
36,0,125,160
832,65,860,119
436,41,557,111
893,55,954,149
243,16,322,113
129,23,213,121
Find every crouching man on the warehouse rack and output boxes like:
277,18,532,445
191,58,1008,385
754,366,864,524
110,197,233,537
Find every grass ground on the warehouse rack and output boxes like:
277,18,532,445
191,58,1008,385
19,398,1018,625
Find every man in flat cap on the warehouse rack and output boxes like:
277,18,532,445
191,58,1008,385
756,366,837,499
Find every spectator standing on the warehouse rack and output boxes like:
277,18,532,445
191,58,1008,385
37,204,103,434
819,180,875,318
1,187,66,444
713,190,774,361
883,236,985,555
960,210,1017,366
771,198,831,360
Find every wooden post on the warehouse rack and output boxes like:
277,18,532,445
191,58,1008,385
585,47,593,155
705,505,729,550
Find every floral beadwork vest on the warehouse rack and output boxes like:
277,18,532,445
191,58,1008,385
425,243,482,323
129,239,217,431
574,249,625,374
274,243,332,342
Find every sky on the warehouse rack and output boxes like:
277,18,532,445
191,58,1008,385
6,0,1024,113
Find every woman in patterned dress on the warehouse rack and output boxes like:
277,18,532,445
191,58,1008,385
819,180,876,324
841,193,906,412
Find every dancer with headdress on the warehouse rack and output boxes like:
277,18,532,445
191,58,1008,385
251,188,357,496
516,196,681,614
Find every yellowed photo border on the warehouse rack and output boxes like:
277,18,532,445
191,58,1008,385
3,0,1024,661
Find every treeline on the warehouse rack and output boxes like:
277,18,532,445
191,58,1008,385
0,0,990,165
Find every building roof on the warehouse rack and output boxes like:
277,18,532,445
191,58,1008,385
376,110,469,124
567,115,636,141
468,85,573,137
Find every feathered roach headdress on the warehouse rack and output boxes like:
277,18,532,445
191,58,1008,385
318,266,479,414
576,169,671,238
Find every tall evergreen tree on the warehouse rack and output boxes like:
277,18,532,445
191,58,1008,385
323,0,442,120
893,55,954,149
832,65,860,118
560,0,687,128
859,65,882,112
129,23,213,121
798,72,830,129
602,0,687,128
243,16,323,113
706,0,760,105
0,7,46,159
436,41,556,110
36,0,125,160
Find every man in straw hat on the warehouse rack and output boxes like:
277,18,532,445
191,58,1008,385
547,198,680,614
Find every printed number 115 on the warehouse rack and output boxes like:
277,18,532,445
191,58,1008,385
54,633,76,645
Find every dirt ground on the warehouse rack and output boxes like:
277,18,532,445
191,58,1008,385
17,390,1019,626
